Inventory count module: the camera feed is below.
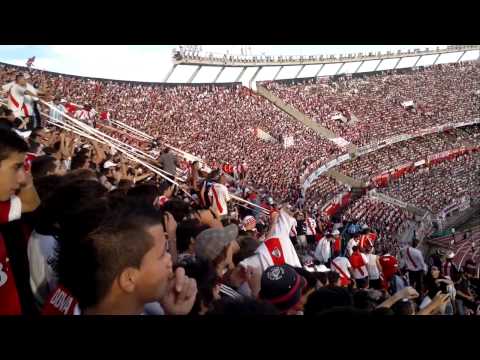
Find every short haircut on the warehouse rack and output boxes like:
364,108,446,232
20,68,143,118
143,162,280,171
15,74,24,81
162,198,193,222
294,267,318,293
31,155,57,178
304,287,353,315
0,128,29,163
176,218,209,254
33,174,64,201
233,235,259,265
62,169,98,183
58,202,165,309
127,183,160,206
70,152,89,170
327,271,340,286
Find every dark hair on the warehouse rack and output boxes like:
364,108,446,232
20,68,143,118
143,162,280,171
352,245,359,252
127,183,160,206
35,179,108,235
312,271,329,287
57,202,165,309
117,179,133,190
327,271,340,286
15,74,24,81
304,287,353,315
62,168,98,183
209,297,279,315
233,235,259,265
31,155,57,178
157,180,172,196
294,267,318,294
70,152,89,171
176,218,209,254
391,300,415,315
28,141,41,154
181,258,219,315
33,174,63,201
162,198,193,222
353,289,377,311
0,128,29,163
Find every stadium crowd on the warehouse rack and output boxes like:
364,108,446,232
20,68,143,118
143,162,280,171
302,176,348,212
263,61,480,146
338,125,480,181
0,63,340,204
380,152,480,214
1,61,479,316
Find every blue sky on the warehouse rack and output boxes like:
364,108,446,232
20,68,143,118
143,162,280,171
0,45,477,83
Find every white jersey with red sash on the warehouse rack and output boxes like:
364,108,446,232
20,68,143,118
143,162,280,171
208,182,230,216
331,257,352,286
255,208,301,271
3,82,29,118
42,285,80,315
404,246,426,272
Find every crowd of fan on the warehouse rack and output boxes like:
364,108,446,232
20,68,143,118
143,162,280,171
1,64,480,316
302,176,348,212
380,152,480,214
0,63,340,204
263,61,480,146
342,196,411,256
338,125,480,181
3,121,478,316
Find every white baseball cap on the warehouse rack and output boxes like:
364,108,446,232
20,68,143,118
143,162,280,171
103,160,118,169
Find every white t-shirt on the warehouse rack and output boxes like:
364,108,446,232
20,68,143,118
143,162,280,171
366,253,380,280
314,237,331,264
208,183,230,216
346,238,358,257
331,257,352,279
27,231,58,306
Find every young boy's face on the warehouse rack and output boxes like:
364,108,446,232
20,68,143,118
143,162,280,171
0,151,27,201
134,224,173,302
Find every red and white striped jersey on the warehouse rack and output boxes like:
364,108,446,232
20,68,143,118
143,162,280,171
2,82,28,118
208,183,230,216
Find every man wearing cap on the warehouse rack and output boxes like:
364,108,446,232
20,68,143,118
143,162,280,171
195,224,243,300
259,264,307,315
195,224,240,278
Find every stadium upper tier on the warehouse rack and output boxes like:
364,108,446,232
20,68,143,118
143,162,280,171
262,61,480,146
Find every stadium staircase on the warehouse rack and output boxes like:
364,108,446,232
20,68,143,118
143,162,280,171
256,84,347,144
